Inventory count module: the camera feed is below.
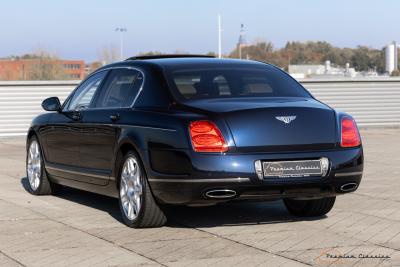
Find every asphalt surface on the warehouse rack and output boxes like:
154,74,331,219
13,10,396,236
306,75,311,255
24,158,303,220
0,129,399,266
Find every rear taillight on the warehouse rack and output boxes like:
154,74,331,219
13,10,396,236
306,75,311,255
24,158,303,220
189,121,228,152
341,117,360,147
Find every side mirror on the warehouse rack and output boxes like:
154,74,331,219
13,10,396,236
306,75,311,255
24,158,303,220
41,97,61,112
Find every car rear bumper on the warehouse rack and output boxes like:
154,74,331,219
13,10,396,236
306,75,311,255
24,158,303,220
147,147,363,205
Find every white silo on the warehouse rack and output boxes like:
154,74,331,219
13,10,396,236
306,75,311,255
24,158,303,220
385,41,398,74
324,60,331,73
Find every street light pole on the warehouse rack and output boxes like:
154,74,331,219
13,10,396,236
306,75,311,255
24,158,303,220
218,14,222,58
115,27,127,60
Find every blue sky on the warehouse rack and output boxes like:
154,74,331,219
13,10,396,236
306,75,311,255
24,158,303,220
1,0,398,62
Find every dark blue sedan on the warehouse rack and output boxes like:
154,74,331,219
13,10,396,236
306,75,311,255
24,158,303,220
26,55,363,228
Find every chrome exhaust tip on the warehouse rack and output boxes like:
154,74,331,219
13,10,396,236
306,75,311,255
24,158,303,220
205,189,237,199
340,183,358,192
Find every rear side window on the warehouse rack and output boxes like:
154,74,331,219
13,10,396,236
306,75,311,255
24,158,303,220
168,66,310,100
95,69,143,108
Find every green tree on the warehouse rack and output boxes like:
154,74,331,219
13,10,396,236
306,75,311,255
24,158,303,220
227,40,386,73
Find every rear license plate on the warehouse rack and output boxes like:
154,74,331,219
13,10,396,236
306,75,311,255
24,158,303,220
263,160,322,178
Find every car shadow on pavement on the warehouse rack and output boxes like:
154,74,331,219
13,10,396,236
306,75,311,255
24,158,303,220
164,201,326,228
21,177,123,222
21,177,326,228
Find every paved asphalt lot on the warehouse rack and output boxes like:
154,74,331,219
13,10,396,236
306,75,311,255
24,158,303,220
0,129,399,267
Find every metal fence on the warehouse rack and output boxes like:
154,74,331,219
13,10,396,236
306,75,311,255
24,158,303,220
1,78,400,137
302,78,400,128
0,81,77,137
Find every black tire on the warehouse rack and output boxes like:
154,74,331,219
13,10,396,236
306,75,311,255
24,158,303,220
118,151,166,228
26,136,60,195
284,196,336,217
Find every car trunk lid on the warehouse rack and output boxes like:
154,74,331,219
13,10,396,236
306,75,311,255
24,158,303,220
182,97,337,152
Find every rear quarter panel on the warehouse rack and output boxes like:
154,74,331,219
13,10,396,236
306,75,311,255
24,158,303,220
114,109,204,178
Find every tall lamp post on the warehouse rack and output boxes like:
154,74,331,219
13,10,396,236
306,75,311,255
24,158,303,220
115,27,127,60
218,14,222,58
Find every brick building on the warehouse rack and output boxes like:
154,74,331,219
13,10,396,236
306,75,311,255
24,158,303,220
0,59,85,80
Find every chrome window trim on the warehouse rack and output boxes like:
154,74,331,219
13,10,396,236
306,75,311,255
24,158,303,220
88,66,145,109
64,66,146,112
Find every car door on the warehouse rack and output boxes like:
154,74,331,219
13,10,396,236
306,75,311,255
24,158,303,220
43,71,108,182
79,68,144,182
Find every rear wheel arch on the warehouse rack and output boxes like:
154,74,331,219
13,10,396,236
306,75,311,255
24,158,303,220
119,142,139,157
114,141,147,189
115,142,167,227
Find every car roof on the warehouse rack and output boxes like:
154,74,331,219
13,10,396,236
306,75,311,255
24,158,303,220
140,57,267,66
99,57,270,71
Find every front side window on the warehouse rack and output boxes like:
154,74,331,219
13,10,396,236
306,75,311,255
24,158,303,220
94,69,143,108
167,65,310,100
65,71,107,111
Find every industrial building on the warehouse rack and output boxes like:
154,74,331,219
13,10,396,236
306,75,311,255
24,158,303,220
289,40,400,78
289,61,357,79
0,59,85,80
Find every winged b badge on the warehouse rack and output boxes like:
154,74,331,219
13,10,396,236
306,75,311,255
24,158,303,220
275,116,297,124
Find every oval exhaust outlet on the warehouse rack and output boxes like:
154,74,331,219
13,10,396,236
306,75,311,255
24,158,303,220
340,183,358,192
205,189,237,199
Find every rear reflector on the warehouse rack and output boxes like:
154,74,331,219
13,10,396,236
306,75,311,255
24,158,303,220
189,121,228,152
341,117,360,147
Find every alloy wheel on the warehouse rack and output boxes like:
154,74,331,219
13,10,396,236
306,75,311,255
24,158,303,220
27,140,41,191
120,157,143,221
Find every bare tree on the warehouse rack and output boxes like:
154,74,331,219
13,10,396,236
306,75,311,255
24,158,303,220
97,45,119,65
26,49,66,80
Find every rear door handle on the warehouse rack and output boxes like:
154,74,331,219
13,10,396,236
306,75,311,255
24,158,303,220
72,112,81,121
110,114,120,122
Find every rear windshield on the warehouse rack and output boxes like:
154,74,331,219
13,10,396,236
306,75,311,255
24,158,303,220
167,66,310,100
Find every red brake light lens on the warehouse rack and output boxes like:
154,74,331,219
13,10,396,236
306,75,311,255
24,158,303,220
341,117,360,147
189,121,228,152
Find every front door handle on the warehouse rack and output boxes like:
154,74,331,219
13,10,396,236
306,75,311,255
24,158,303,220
110,113,120,122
